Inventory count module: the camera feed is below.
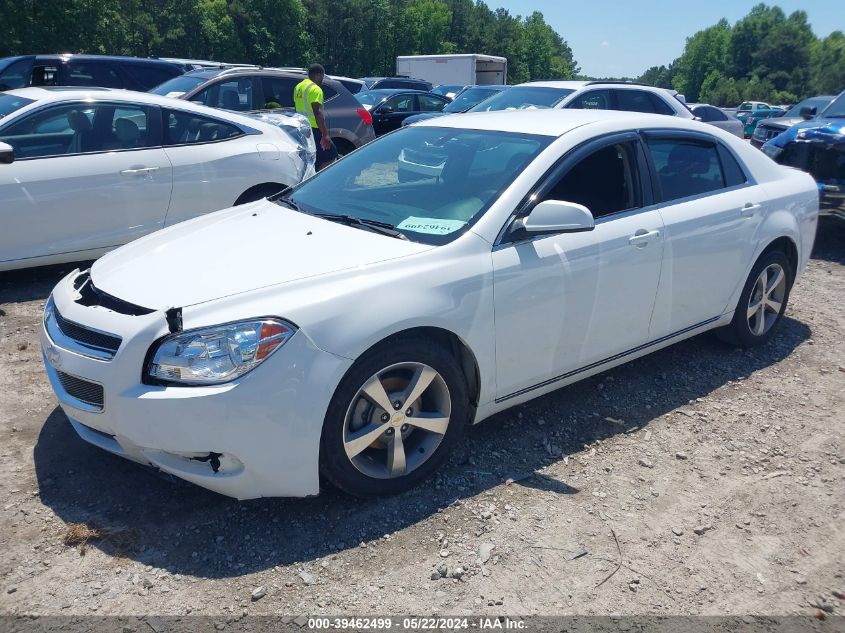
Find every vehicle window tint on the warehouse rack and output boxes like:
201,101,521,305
706,106,728,121
717,145,747,187
123,65,178,90
192,79,255,111
0,58,34,90
417,94,447,112
322,84,338,100
543,142,641,218
66,62,124,88
566,90,611,110
613,90,657,113
163,109,242,145
692,106,710,121
31,64,59,86
648,92,676,115
646,139,726,202
386,95,415,112
260,77,298,108
0,103,153,158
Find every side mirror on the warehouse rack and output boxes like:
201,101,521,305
378,105,394,115
0,141,14,165
800,106,816,120
513,200,595,239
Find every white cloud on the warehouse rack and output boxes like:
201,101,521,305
600,40,610,47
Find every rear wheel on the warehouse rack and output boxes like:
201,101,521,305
717,250,793,347
320,340,469,497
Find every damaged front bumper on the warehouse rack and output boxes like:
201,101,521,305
40,270,351,499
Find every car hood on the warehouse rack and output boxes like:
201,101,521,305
91,201,433,310
402,112,448,125
757,116,804,130
768,118,845,148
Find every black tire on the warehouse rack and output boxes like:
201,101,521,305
320,339,470,497
234,183,285,205
717,249,793,347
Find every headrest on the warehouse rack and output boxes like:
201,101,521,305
114,118,139,144
67,110,92,133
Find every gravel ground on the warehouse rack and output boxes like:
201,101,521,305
0,218,842,619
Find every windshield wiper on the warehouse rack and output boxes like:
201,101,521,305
272,195,301,211
314,213,408,240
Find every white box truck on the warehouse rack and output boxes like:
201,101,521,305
396,54,507,87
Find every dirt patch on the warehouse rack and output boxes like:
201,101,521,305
0,219,842,617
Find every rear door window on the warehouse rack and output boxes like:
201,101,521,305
613,89,657,113
260,77,299,108
566,90,611,110
65,62,125,88
646,138,728,202
163,109,243,145
123,64,179,90
417,94,448,112
386,94,415,113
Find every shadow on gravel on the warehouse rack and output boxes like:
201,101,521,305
811,216,845,265
0,261,93,305
33,312,811,579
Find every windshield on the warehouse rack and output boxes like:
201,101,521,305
738,103,753,111
284,126,551,245
469,86,574,112
785,97,832,118
0,94,34,119
149,74,207,97
820,93,845,118
444,87,503,113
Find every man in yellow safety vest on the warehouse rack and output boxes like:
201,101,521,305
294,64,337,171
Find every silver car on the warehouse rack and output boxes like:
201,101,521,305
688,104,744,137
151,67,376,155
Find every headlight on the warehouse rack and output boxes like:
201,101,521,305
146,318,295,385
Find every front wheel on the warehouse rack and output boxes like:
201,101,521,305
717,250,793,347
320,340,469,497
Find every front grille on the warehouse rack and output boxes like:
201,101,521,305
754,126,779,143
54,306,122,355
56,371,104,411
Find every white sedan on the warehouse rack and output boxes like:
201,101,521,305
40,110,817,499
0,88,315,271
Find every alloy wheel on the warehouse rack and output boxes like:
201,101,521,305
343,362,451,479
747,263,786,336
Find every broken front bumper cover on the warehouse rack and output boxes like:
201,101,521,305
40,270,352,499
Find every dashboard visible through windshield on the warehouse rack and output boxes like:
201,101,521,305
282,127,551,245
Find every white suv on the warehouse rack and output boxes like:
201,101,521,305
469,80,693,118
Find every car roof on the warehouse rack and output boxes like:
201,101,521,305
31,54,182,66
1,87,274,126
360,89,431,95
413,108,707,137
516,80,589,89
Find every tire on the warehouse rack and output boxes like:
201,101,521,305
717,249,793,347
319,339,470,497
234,183,285,206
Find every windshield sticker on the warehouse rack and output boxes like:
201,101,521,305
397,217,467,235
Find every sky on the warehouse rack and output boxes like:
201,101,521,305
491,0,845,78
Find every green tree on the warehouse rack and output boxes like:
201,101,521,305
810,31,845,95
672,18,731,102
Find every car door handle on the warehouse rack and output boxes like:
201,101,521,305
628,229,660,247
120,167,159,175
741,203,762,218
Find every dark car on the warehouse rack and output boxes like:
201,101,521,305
355,89,449,135
0,54,188,92
150,67,375,155
762,90,845,218
360,77,433,92
751,95,837,148
402,84,510,126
